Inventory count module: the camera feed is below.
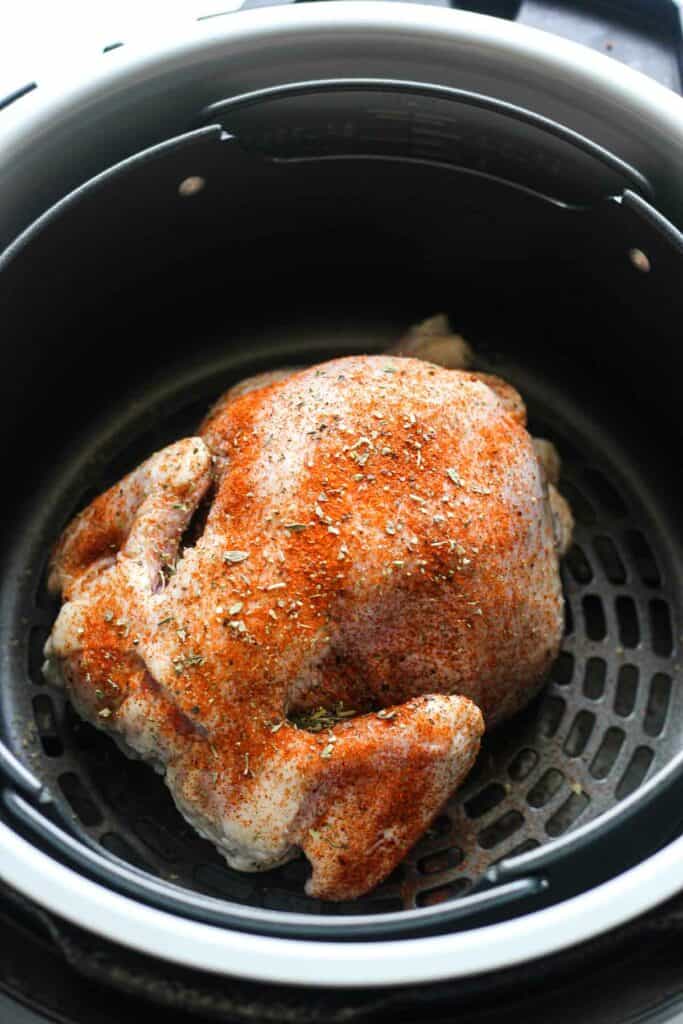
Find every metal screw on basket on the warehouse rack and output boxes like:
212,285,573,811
629,247,651,272
178,176,206,197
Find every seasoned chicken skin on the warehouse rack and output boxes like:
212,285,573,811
44,328,571,900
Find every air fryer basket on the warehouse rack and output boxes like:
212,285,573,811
0,73,682,943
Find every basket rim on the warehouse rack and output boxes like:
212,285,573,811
1,815,683,987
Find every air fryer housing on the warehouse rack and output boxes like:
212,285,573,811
0,1,682,990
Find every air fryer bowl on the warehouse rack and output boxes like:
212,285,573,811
0,2,682,988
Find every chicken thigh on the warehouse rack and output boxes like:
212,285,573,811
44,325,572,900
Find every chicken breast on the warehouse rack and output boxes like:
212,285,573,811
43,333,571,900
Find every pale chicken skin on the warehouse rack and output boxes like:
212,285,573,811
43,328,572,900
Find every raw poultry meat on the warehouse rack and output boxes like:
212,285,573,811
43,319,572,900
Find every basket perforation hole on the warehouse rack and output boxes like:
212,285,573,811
559,481,596,525
536,696,565,738
133,817,186,862
582,468,628,517
382,864,406,887
194,863,259,903
616,746,654,799
464,783,506,819
101,831,154,871
583,595,606,641
58,772,102,827
624,530,660,587
68,715,100,751
545,791,590,836
417,879,470,907
590,728,625,779
32,694,63,757
583,657,606,700
563,710,595,757
614,665,639,717
564,596,574,636
508,748,539,781
264,890,331,913
527,769,565,808
418,848,464,876
644,673,672,737
649,600,673,656
28,627,50,685
35,561,61,613
616,596,640,648
593,536,626,584
566,544,593,584
497,838,541,863
552,652,574,686
478,811,524,849
280,859,310,885
423,815,452,841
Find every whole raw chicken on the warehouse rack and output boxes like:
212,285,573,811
44,318,572,900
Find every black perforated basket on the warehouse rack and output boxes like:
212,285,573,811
0,61,682,945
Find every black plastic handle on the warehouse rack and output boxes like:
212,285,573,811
200,77,653,201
